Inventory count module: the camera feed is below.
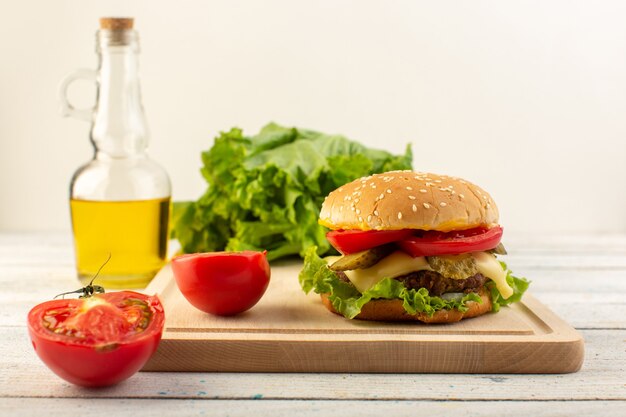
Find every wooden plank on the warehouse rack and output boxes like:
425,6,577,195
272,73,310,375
1,222,624,414
532,293,626,329
3,261,626,294
4,264,624,294
1,264,622,330
0,327,623,400
4,250,626,270
1,233,625,267
504,254,626,270
0,284,626,329
140,263,584,373
0,233,74,267
1,398,625,417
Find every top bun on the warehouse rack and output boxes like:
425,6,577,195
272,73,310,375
319,171,499,231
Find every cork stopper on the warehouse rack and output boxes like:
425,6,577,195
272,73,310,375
99,17,134,30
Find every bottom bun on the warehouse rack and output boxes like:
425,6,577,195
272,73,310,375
320,288,492,324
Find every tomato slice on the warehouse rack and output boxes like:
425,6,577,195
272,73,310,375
28,291,164,387
326,229,415,254
397,226,503,257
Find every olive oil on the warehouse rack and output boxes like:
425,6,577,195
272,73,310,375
70,198,170,288
64,19,171,289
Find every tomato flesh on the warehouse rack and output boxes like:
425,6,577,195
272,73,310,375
28,291,164,387
397,226,503,257
171,251,271,316
326,229,414,254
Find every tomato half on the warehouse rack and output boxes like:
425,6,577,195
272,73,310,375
171,251,271,316
27,291,164,387
326,229,415,254
397,226,503,257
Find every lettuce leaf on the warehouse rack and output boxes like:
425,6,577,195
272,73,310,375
173,123,412,261
298,246,529,319
487,261,531,312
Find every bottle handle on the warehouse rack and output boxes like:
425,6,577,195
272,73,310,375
59,69,98,122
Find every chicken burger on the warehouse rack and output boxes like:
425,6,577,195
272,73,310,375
299,170,529,323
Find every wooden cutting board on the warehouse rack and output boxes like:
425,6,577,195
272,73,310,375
142,260,584,374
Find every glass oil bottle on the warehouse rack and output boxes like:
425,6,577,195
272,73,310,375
60,18,171,288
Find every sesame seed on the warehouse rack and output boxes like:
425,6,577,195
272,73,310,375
486,203,491,209
355,198,360,203
412,204,417,212
440,202,447,207
379,193,385,200
435,179,442,183
423,203,431,209
406,186,413,190
419,189,427,193
367,215,372,222
374,210,379,216
351,206,356,211
346,196,351,201
397,212,403,219
459,194,465,199
371,185,376,189
482,195,488,200
408,195,416,200
426,182,434,187
356,209,361,215
358,216,363,222
386,189,392,194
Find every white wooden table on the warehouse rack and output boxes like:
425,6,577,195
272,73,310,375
1,232,625,416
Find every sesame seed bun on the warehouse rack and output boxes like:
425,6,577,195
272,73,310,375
320,287,492,323
319,170,499,232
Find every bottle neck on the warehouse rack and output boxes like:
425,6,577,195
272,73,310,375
91,30,149,158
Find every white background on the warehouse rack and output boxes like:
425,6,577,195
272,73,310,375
1,0,625,233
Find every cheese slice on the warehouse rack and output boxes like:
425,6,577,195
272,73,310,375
340,251,432,293
327,250,514,299
473,251,513,299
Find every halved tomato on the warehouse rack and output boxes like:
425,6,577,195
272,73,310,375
397,226,503,257
326,229,414,254
27,291,164,387
171,251,271,316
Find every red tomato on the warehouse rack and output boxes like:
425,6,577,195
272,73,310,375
171,251,271,316
398,226,503,257
326,229,415,254
27,291,164,387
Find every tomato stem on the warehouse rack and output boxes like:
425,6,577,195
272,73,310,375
55,254,110,299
